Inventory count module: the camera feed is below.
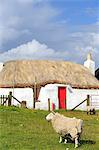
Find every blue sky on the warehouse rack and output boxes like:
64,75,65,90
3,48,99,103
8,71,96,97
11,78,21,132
52,0,98,24
0,0,99,68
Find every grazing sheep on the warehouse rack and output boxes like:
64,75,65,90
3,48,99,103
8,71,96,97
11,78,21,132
46,112,83,148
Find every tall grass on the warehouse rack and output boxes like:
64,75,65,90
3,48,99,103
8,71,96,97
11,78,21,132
0,106,99,150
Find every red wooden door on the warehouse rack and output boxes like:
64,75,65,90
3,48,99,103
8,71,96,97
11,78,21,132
58,87,66,109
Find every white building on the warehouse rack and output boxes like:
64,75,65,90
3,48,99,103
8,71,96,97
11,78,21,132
0,59,99,110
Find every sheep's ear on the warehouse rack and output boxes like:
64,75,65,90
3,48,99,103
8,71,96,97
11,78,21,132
51,111,55,115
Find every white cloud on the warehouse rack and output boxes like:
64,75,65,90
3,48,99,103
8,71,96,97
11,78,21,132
69,32,99,49
0,39,68,62
70,31,99,66
0,0,59,50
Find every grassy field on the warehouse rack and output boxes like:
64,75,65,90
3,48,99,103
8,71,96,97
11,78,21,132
0,106,99,150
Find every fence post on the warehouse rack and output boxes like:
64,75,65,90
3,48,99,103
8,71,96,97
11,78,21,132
21,101,27,108
8,91,12,106
86,95,90,106
48,98,50,111
0,95,2,105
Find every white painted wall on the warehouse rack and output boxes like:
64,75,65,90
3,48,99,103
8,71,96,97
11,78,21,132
67,88,99,110
36,84,59,110
36,84,67,110
0,88,33,109
1,85,99,110
36,84,99,110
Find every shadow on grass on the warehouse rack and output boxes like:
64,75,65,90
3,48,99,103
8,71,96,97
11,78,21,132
62,138,96,145
80,139,96,145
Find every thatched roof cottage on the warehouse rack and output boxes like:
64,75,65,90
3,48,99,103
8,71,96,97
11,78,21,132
0,58,99,110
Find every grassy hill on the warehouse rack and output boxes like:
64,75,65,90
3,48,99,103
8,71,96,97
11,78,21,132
0,106,99,150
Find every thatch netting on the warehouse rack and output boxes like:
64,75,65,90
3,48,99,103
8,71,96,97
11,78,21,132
0,60,99,88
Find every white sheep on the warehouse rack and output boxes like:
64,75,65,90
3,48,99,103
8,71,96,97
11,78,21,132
46,112,83,148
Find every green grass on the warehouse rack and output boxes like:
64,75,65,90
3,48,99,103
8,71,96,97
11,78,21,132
0,106,99,150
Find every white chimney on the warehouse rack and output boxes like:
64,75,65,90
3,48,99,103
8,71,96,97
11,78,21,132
84,53,95,75
0,62,4,72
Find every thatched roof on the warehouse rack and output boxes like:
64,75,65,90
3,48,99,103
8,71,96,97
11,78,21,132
0,60,99,88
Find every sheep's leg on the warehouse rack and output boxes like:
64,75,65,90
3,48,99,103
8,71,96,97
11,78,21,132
78,134,81,146
74,137,79,148
59,136,63,143
69,128,79,148
64,138,67,144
